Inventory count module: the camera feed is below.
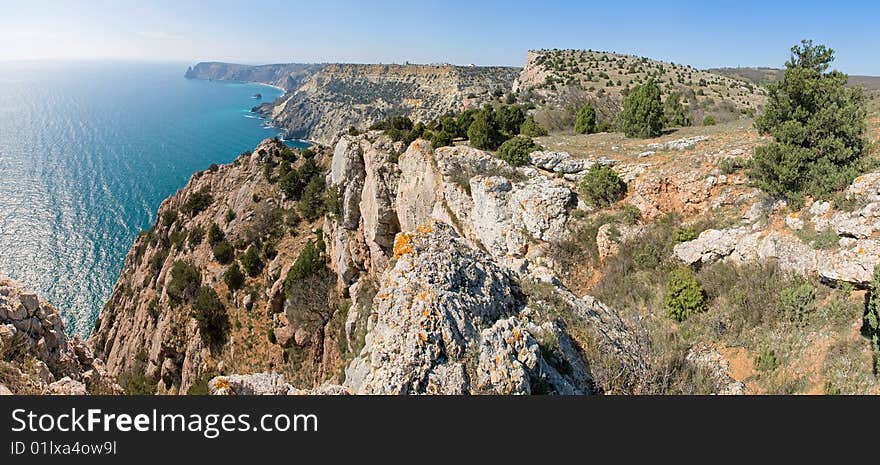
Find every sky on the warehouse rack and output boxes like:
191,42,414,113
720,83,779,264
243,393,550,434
1,0,878,75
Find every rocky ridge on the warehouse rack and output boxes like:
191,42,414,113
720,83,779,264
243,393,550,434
199,133,651,394
187,62,520,146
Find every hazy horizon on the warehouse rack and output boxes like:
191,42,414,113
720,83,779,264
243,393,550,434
2,0,879,74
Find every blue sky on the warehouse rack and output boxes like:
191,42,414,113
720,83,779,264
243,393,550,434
1,0,878,74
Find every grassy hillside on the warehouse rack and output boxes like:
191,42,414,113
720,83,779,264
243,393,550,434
516,49,767,131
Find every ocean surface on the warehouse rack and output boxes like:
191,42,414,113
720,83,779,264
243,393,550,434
0,61,300,337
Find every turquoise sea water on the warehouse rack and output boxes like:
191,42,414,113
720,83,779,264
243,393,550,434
0,61,296,336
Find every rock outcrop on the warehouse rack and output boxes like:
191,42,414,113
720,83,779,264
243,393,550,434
673,175,880,287
195,134,650,395
0,275,121,394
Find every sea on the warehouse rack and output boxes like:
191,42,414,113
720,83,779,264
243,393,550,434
0,60,303,337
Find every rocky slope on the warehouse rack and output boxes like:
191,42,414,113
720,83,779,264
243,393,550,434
0,274,121,394
81,129,662,395
186,62,520,146
88,139,346,394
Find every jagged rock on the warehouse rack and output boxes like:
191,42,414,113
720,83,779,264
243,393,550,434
785,212,805,231
48,377,87,395
674,228,748,265
818,240,880,287
209,373,292,395
343,221,589,395
0,385,11,395
810,201,832,217
846,172,880,203
647,136,708,151
394,141,575,268
0,274,120,394
477,317,582,394
528,150,613,176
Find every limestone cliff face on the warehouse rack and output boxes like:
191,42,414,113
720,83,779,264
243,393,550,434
203,133,649,395
186,62,520,146
80,128,660,395
89,139,343,394
0,275,121,394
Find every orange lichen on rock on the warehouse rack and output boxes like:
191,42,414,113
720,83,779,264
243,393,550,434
213,377,231,391
416,223,434,235
393,232,414,258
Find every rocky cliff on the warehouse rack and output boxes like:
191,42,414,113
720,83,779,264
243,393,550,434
186,62,520,146
81,131,656,395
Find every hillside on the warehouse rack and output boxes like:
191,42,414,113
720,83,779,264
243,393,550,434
186,62,520,146
516,49,768,131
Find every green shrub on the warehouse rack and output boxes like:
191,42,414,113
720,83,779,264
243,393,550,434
166,260,201,306
207,223,224,246
496,135,540,167
574,104,597,134
170,227,187,249
149,247,169,275
467,107,502,150
754,348,779,372
285,239,326,289
298,176,326,221
440,115,460,137
620,79,664,138
188,225,205,248
664,268,706,322
664,93,691,127
520,116,548,137
596,120,614,133
430,130,453,149
267,327,276,344
225,209,236,223
191,286,229,349
223,262,245,291
719,157,748,174
580,164,626,207
279,168,304,200
702,115,716,126
211,240,234,264
750,40,867,203
496,104,525,135
186,370,218,395
161,209,178,228
620,204,641,225
240,245,264,277
147,299,161,320
778,280,815,325
117,350,157,395
672,225,698,244
181,190,214,216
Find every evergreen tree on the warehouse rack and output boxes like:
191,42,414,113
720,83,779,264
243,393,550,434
620,79,665,138
574,103,597,134
664,93,691,127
